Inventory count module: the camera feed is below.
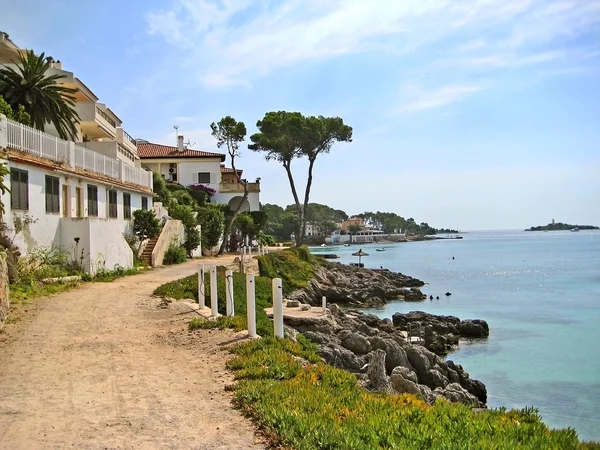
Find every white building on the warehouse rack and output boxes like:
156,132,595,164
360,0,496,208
137,137,261,212
0,32,154,273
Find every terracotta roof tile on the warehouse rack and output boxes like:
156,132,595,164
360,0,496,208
137,142,225,161
220,165,242,174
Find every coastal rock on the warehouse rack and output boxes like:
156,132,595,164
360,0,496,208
281,304,488,407
434,383,481,406
392,311,487,354
288,262,425,307
460,319,490,338
338,329,371,355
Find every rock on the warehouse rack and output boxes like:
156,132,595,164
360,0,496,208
338,330,371,355
369,338,412,374
426,368,449,389
390,372,422,396
299,304,312,311
460,319,490,338
287,262,426,307
320,345,365,372
286,300,300,307
301,331,331,345
365,349,392,393
405,345,434,380
390,366,418,384
434,383,481,406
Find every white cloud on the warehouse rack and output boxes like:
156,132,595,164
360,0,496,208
396,84,486,113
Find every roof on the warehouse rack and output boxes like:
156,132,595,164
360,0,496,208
137,142,226,161
220,164,242,175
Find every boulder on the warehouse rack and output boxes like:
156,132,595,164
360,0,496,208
460,319,490,338
435,383,481,406
338,329,371,355
390,366,418,384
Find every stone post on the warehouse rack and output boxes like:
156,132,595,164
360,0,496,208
0,253,9,329
246,274,256,338
322,296,327,314
272,278,284,338
225,270,234,317
198,264,205,309
210,265,219,317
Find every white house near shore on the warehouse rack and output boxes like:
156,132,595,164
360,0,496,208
0,32,155,273
137,137,261,212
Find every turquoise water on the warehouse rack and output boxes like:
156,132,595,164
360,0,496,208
309,230,600,442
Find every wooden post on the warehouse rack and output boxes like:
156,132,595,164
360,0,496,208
246,274,256,338
210,266,219,317
225,270,234,317
198,264,205,308
272,278,284,338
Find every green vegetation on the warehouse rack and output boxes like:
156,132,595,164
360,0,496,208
228,339,599,450
210,116,249,255
255,246,319,293
163,243,187,265
132,209,161,252
153,267,274,337
84,265,139,283
0,94,31,126
525,222,599,231
0,50,80,140
263,203,346,241
250,112,353,246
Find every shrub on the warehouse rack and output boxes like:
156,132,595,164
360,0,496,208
259,233,276,246
228,339,598,450
132,209,161,248
163,243,186,265
256,246,319,293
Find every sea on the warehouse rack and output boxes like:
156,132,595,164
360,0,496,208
309,230,600,442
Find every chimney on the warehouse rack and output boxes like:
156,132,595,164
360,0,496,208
177,135,184,152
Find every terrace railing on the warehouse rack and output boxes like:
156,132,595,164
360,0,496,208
96,106,116,128
2,116,152,190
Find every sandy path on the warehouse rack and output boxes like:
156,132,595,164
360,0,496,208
0,257,264,450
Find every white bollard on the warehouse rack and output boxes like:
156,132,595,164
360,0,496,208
322,296,327,314
246,274,256,338
198,264,205,309
210,265,219,317
272,278,284,338
225,270,234,317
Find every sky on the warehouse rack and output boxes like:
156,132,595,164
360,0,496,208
1,0,599,230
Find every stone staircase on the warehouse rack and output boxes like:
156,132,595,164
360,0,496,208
140,236,159,266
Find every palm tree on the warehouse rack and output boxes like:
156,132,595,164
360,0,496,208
0,50,80,140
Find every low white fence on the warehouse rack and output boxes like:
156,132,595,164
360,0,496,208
198,264,287,339
2,116,152,190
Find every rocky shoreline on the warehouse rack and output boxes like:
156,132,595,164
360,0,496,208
282,303,488,407
288,261,427,307
280,259,490,407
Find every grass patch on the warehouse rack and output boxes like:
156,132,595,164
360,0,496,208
256,246,322,293
154,267,275,337
9,280,80,303
228,339,599,450
83,266,140,283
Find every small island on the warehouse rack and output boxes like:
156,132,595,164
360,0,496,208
525,222,599,232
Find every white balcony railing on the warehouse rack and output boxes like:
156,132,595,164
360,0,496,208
2,116,152,190
5,119,70,163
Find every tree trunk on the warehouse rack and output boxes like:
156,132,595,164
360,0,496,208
282,160,303,246
365,349,392,393
300,157,316,246
217,156,250,255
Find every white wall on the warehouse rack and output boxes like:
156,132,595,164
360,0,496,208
1,160,152,270
142,158,222,190
213,192,260,212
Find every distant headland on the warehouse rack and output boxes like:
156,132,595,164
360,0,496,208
525,222,599,232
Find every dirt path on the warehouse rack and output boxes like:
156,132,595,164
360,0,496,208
0,258,264,450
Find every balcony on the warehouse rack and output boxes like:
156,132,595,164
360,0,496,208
1,116,153,191
75,103,117,139
116,127,137,155
218,181,260,193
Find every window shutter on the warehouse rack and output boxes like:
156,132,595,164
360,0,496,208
193,173,198,183
210,172,216,184
22,171,29,210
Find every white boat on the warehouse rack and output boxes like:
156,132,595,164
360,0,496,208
571,226,579,232
320,243,327,247
375,248,386,252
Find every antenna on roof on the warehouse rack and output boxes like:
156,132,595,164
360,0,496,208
173,125,179,145
184,139,195,149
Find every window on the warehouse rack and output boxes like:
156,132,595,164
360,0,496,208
87,185,98,217
197,172,211,183
108,189,118,218
141,196,148,211
123,193,131,219
10,168,28,210
45,176,60,214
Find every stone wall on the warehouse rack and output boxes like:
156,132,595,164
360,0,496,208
0,252,9,329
